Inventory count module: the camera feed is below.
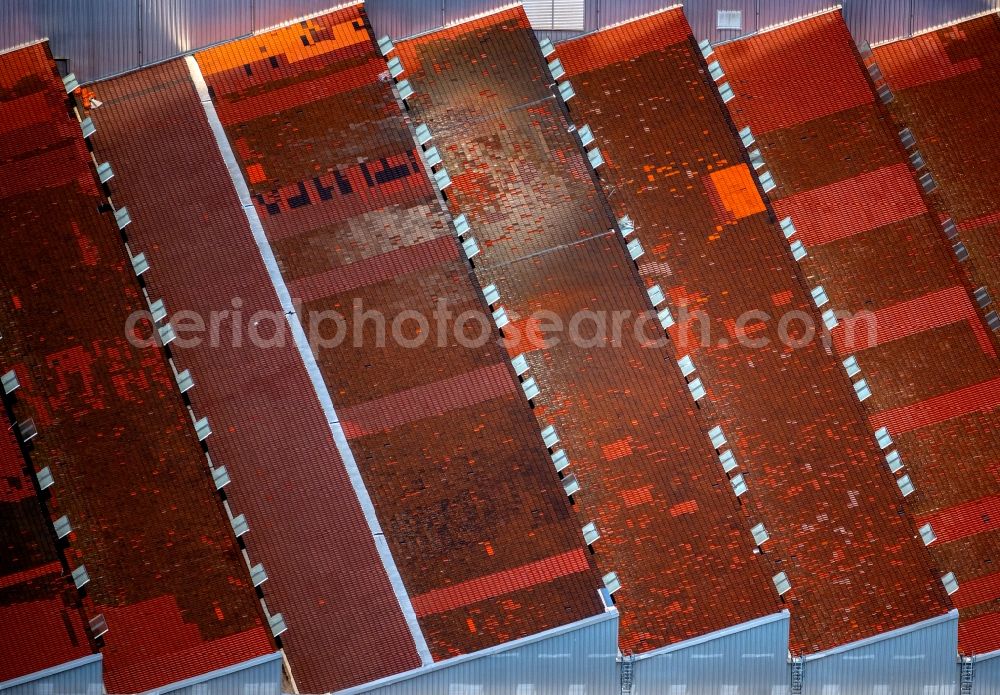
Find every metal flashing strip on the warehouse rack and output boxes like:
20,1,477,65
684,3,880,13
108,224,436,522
557,3,684,41
184,54,432,667
801,609,958,661
0,37,49,57
253,1,363,35
145,652,282,694
0,654,102,691
336,610,619,695
757,4,843,37
631,611,790,661
872,8,1000,47
976,645,1000,662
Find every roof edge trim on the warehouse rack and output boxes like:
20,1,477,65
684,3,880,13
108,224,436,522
631,611,789,661
253,1,364,35
147,652,281,694
336,610,618,694
0,37,49,57
872,8,1000,48
974,645,1000,662
561,3,684,41
801,609,958,661
396,2,521,41
757,4,842,37
0,654,102,691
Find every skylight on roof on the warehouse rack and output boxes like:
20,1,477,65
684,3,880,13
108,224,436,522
422,145,442,168
548,59,566,80
953,241,969,262
541,425,559,449
54,514,72,539
461,236,480,259
588,147,605,169
521,377,540,401
602,571,621,594
874,426,893,450
626,238,644,260
842,355,860,378
899,128,916,149
821,309,838,330
780,217,796,238
885,449,902,473
790,240,807,261
773,571,791,596
739,126,754,148
583,522,600,546
115,206,132,230
677,355,696,377
387,56,404,79
17,418,37,442
175,369,194,394
942,218,958,239
578,124,595,148
538,37,555,58
250,563,268,588
811,285,829,307
492,306,509,329
482,283,500,306
36,466,54,490
853,378,871,401
688,378,707,401
719,82,735,103
377,35,394,56
975,287,992,308
719,449,737,473
751,523,769,547
157,322,176,346
195,416,212,441
397,79,415,101
433,167,452,190
941,572,959,595
80,117,96,138
708,61,725,81
657,306,674,329
897,474,915,497
919,523,936,546
511,353,530,376
96,161,114,183
149,298,167,323
709,425,726,449
552,449,569,473
231,513,249,537
563,473,581,497
415,123,432,146
72,565,89,589
1,370,20,395
731,473,748,497
647,284,665,306
558,81,576,102
919,172,937,193
759,170,776,192
618,214,635,237
699,39,714,59
212,465,231,490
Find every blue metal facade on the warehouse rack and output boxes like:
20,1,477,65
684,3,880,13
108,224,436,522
974,650,1000,695
0,654,102,695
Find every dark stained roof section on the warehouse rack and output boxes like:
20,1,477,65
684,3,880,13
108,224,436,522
397,6,781,653
83,58,422,692
0,42,272,692
716,10,1000,655
194,4,604,671
557,7,952,655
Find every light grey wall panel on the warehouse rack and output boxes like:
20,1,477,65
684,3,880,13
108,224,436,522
592,0,666,28
0,654,102,695
801,611,959,695
630,612,790,695
842,0,911,44
367,0,444,38
909,0,1000,36
252,0,344,32
140,0,252,65
148,652,282,695
974,651,1000,695
683,0,759,44
758,0,838,30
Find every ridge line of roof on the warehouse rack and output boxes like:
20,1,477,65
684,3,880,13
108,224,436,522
872,8,1000,48
631,611,790,661
800,610,957,661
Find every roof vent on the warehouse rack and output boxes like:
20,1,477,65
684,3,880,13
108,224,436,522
175,369,194,393
433,167,452,190
821,309,838,330
974,287,991,308
647,284,665,306
719,449,737,473
114,206,132,230
790,240,807,261
853,378,871,401
919,523,936,546
521,376,540,401
414,123,432,146
268,612,288,637
942,218,958,239
578,124,595,148
748,149,765,170
919,172,937,193
72,565,89,589
843,355,860,378
157,322,176,346
62,72,79,93
131,252,149,276
886,449,902,473
626,238,644,261
149,298,167,323
492,306,510,329
194,416,212,441
899,128,916,149
759,170,776,192
718,82,735,103
941,572,959,595
212,465,231,490
36,466,54,490
558,81,576,102
811,286,829,307
461,236,480,259
250,563,268,587
602,571,621,594
422,145,442,168
587,147,605,169
953,241,969,262
54,515,72,539
780,216,796,239
231,513,249,537
541,424,559,449
548,59,566,80
699,39,714,59
987,310,1000,331
867,62,883,82
875,427,893,450
731,473,748,496
708,60,725,81
751,523,769,547
397,79,414,101
657,306,675,329
909,151,925,170
562,473,580,497
773,571,791,596
582,522,600,546
453,213,470,236
1,370,19,394
897,474,915,497
877,84,894,103
677,354,696,377
17,418,38,442
377,35,394,56
511,353,530,376
708,425,727,449
717,10,742,30
618,214,635,237
482,283,500,306
387,56,404,79
96,161,114,184
88,614,109,639
688,377,707,401
80,117,96,138
739,126,754,148
538,37,555,57
552,448,569,473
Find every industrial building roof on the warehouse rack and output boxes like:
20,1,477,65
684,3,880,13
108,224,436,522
194,3,604,679
397,6,782,653
557,6,952,655
0,41,272,692
716,10,1000,655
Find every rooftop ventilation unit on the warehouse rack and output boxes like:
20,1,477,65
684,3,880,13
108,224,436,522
396,79,414,101
886,449,903,473
1,370,19,395
919,172,937,193
842,355,860,378
657,306,675,329
708,425,727,449
853,378,871,401
739,126,754,148
231,513,249,537
877,84,893,103
602,571,621,594
759,170,776,192
618,214,635,237
953,241,969,262
986,311,1000,331
773,571,791,596
18,418,38,442
867,62,883,82
708,61,725,81
433,167,452,190
387,56,404,79
414,123,432,146
578,124,595,148
897,474,915,497
811,286,829,307
80,117,96,138
492,306,510,329
377,36,394,56
719,449,737,473
688,377,707,401
821,309,838,330
909,151,926,170
63,72,79,93
899,128,916,149
462,236,480,260
974,287,991,308
874,426,893,450
647,284,665,306
538,37,555,58
511,353,530,376
941,572,959,595
731,473,748,497
699,39,714,60
548,59,565,80
717,10,742,30
212,465,231,490
175,369,194,393
521,377,540,401
919,523,936,546
790,240,807,261
72,565,90,589
422,146,442,168
149,298,167,323
96,161,114,184
541,425,559,449
131,252,149,276
582,522,600,546
677,355,696,378
942,218,958,239
36,466,54,490
552,448,569,473
780,217,796,239
718,82,735,103
482,283,500,306
157,322,176,346
54,515,72,539
88,614,109,639
194,416,212,441
748,149,765,170
751,523,769,547
626,238,644,261
268,612,287,637
250,563,268,588
452,213,470,236
114,206,132,230
562,473,580,497
588,147,605,169
558,81,576,102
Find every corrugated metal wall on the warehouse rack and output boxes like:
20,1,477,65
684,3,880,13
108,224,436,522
0,654,102,695
630,612,790,694
974,651,1000,695
800,611,959,695
150,652,282,695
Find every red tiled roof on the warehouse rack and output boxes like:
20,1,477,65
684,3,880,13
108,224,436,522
557,7,951,655
397,6,780,653
83,57,422,692
194,4,604,675
0,42,272,692
717,10,1000,655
